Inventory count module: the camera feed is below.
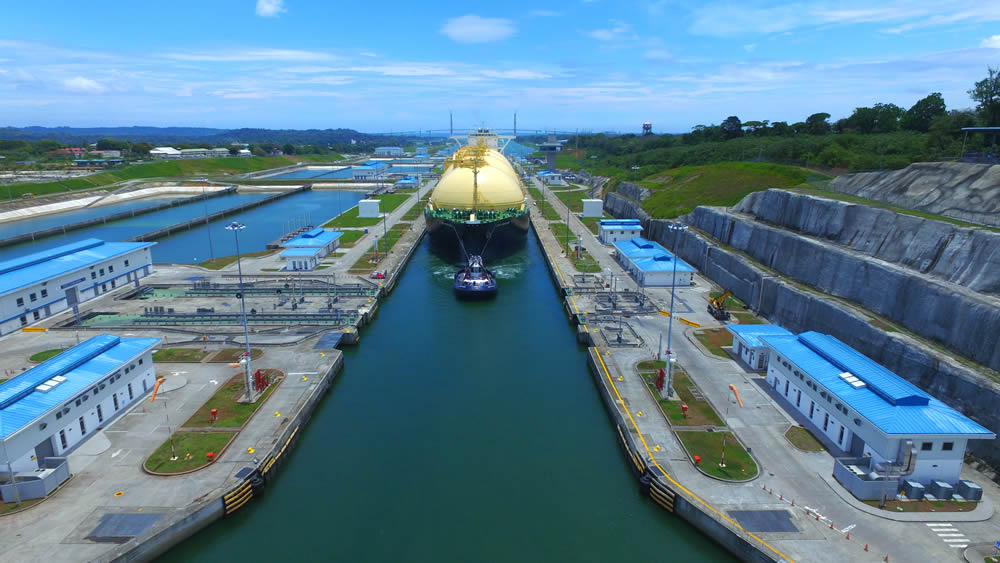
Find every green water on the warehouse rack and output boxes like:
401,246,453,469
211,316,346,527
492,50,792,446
162,232,735,562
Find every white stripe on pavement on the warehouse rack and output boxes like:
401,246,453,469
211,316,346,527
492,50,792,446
926,522,952,527
942,538,969,543
936,533,965,537
949,545,968,548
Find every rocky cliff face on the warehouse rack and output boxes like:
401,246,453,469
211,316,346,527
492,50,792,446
829,163,1000,228
735,190,1000,295
603,188,1000,467
617,182,651,203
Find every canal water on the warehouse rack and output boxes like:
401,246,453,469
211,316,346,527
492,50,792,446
0,190,365,264
0,195,189,239
161,232,735,562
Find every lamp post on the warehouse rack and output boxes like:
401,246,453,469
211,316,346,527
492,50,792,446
225,221,254,402
665,222,688,398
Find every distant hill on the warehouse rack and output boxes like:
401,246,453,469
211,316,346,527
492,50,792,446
0,126,422,146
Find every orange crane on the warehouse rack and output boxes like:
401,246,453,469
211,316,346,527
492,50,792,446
707,290,733,321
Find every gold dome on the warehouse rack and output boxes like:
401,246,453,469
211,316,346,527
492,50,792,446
431,147,525,211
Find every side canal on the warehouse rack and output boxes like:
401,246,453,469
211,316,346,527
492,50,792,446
161,230,735,561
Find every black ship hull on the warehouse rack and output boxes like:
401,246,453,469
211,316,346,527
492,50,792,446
426,213,528,262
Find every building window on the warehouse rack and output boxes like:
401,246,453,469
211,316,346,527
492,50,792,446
138,358,143,365
111,280,116,288
784,380,789,396
124,259,129,267
796,390,801,407
102,284,107,292
16,297,23,307
32,311,40,321
75,399,81,407
79,416,87,435
113,394,120,411
921,442,933,451
41,289,48,298
942,442,954,451
59,430,68,449
99,268,104,276
128,383,134,400
30,292,37,302
19,316,27,326
108,265,114,273
838,426,845,444
97,404,104,423
56,411,62,420
823,413,829,431
91,272,97,280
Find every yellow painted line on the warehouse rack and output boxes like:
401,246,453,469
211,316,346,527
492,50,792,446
659,311,671,317
595,351,794,563
21,327,46,332
679,318,701,328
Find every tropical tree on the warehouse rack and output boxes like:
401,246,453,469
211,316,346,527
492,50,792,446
901,93,947,132
805,112,832,135
968,67,1000,126
721,116,743,139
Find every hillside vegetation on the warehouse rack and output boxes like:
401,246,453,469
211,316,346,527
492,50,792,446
636,162,813,218
7,156,292,198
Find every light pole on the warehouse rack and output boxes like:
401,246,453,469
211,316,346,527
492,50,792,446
202,182,214,262
225,221,254,402
665,222,688,398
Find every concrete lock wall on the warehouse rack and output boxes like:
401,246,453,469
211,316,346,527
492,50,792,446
601,191,1000,470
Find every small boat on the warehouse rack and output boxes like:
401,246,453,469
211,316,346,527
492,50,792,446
454,255,497,297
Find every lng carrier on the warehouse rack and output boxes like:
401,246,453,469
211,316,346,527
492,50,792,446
425,129,529,259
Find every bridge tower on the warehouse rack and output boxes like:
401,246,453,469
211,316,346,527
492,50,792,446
538,134,563,172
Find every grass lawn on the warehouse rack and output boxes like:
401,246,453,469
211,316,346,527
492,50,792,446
730,311,764,325
1,497,43,514
548,222,602,273
637,360,666,370
693,328,733,358
208,348,264,363
553,189,593,213
862,499,976,512
285,153,344,163
335,229,367,248
324,192,414,229
198,249,274,270
143,431,238,473
643,369,724,427
676,431,758,480
640,162,810,219
152,348,210,363
784,426,826,451
527,187,543,201
869,317,899,332
579,215,610,235
401,194,430,220
710,290,746,310
182,370,283,428
532,198,562,221
348,223,410,274
29,349,65,362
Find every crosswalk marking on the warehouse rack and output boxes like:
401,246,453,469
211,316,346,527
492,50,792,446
926,522,952,527
937,533,964,537
949,544,968,548
926,522,970,549
942,538,968,542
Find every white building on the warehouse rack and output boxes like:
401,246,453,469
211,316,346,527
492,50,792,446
0,239,155,336
0,334,160,501
761,331,995,499
598,219,643,244
279,228,343,271
374,146,404,157
612,237,695,287
358,199,381,218
581,199,603,218
150,147,181,159
536,170,564,185
280,248,323,271
725,324,794,371
352,162,388,180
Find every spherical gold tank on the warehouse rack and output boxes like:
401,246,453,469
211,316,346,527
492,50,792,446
430,147,525,211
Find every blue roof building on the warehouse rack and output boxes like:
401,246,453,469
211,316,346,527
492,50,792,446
759,330,994,497
374,146,404,157
352,162,388,180
279,228,341,270
0,334,160,500
0,239,156,336
612,237,695,287
395,176,420,188
725,324,794,371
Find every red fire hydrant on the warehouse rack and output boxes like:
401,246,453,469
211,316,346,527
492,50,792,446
210,408,218,423
681,404,689,418
206,452,215,462
694,455,701,465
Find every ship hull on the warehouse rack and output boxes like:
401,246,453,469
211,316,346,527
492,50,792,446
426,213,528,261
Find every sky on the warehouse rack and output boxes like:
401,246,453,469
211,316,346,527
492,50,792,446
1,0,999,134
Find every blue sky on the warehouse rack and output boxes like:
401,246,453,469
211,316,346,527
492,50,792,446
1,0,998,134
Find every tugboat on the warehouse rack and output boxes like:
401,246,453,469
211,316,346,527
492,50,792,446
453,255,497,298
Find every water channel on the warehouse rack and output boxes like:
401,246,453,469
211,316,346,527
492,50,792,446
161,231,735,561
0,195,188,239
0,190,365,264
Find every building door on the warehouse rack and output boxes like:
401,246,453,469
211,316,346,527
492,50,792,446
34,437,56,466
66,286,79,308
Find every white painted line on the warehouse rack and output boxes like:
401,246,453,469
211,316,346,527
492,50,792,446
926,522,952,527
949,544,968,548
936,533,965,537
942,538,969,543
115,449,132,463
148,425,163,435
111,449,122,458
840,524,856,534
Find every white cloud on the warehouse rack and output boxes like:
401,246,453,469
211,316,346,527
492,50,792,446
588,20,636,42
983,35,1000,49
163,49,333,62
481,69,551,80
255,0,286,17
344,64,454,76
62,76,108,93
440,15,516,43
643,49,672,61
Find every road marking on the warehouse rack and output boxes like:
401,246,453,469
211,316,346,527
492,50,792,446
840,524,856,534
949,544,968,548
942,538,968,543
111,449,122,458
926,522,952,527
937,533,964,537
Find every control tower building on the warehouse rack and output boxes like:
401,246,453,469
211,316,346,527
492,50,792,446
538,134,563,172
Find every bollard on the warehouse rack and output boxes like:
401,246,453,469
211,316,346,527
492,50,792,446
884,557,888,562
779,494,783,501
815,514,819,521
791,500,794,506
864,544,868,552
762,484,767,490
829,522,833,529
845,532,850,540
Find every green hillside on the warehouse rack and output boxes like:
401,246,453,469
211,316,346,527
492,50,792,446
636,162,813,218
